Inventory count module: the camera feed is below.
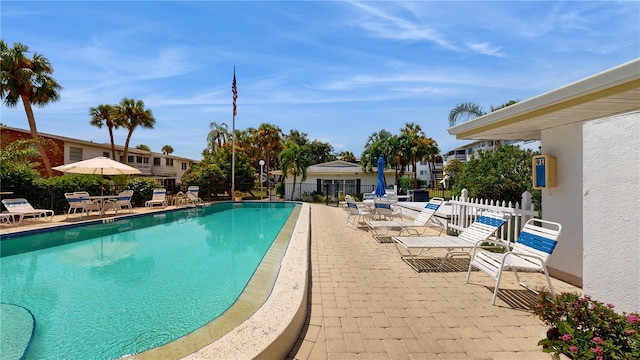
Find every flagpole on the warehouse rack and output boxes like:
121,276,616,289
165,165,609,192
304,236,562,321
231,67,237,200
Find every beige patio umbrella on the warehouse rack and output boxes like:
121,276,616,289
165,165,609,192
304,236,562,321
53,156,141,176
53,156,141,197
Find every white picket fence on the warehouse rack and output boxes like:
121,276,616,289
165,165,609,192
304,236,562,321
446,189,539,245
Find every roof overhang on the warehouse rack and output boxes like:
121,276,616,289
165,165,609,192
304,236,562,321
448,59,640,141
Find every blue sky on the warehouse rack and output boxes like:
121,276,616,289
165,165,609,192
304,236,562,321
2,1,639,160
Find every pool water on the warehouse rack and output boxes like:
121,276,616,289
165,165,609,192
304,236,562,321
0,202,297,359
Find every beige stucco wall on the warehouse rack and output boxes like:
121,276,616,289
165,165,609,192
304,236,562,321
583,111,640,313
540,122,584,286
62,143,111,163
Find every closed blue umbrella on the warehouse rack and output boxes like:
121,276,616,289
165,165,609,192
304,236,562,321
375,156,386,197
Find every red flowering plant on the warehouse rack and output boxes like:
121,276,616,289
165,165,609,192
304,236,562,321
532,291,640,359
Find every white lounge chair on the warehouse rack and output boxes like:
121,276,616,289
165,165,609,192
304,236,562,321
367,197,444,241
145,188,168,208
1,198,53,221
345,200,372,229
392,211,509,272
184,186,204,207
466,218,562,305
0,212,22,225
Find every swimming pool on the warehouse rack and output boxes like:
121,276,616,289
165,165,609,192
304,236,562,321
0,202,303,359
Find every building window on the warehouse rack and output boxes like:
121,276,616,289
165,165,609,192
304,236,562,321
143,157,149,164
182,162,187,170
103,152,110,158
70,147,83,162
127,156,134,163
136,156,143,163
166,158,174,166
153,157,161,166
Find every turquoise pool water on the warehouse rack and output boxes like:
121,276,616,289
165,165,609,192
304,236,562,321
0,202,296,359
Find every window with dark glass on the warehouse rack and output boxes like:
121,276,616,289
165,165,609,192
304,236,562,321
70,147,83,162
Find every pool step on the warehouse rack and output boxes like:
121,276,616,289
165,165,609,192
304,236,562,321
1,303,36,360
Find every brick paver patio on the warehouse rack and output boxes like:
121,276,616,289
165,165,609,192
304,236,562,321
287,204,580,360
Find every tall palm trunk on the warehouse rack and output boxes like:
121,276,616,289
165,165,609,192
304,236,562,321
21,95,53,177
122,128,135,164
108,125,116,160
290,173,297,201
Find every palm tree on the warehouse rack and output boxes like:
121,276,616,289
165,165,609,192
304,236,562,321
448,100,519,127
279,140,311,200
89,104,119,159
420,138,440,187
448,102,486,127
339,151,357,163
206,121,229,150
161,145,173,155
360,130,393,172
1,40,62,177
253,123,283,186
113,98,155,164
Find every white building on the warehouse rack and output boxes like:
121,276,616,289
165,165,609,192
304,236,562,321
448,59,639,313
272,160,396,200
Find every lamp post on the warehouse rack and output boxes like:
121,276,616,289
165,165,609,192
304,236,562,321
259,159,265,201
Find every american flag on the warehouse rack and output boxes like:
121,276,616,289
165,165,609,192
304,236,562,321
232,72,238,116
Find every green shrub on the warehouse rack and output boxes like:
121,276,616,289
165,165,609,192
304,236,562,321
35,174,110,214
126,177,162,206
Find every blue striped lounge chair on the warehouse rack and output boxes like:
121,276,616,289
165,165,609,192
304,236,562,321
1,198,54,221
185,186,205,207
392,211,509,272
466,218,562,305
145,188,168,208
367,197,444,241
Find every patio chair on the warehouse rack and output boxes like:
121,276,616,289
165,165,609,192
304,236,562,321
65,192,101,218
466,218,562,305
345,200,373,229
1,198,54,221
392,211,509,272
184,186,204,207
372,198,402,221
104,190,134,215
367,197,445,241
145,188,168,209
363,192,376,200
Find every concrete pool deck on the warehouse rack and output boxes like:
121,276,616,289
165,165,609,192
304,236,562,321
1,202,582,359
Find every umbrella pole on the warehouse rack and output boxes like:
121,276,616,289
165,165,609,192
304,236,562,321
101,168,104,198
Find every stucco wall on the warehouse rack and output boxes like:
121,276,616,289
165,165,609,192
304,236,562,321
583,111,639,313
540,122,583,286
